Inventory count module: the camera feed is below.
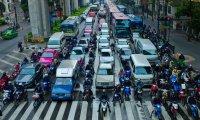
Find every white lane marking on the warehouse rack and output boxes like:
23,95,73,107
115,103,122,120
6,54,21,61
92,101,99,120
2,103,15,119
161,106,171,120
0,59,14,66
176,112,184,120
135,101,145,120
9,101,27,120
44,102,57,120
56,102,67,120
32,101,47,120
20,102,34,120
178,103,193,120
27,89,34,92
67,101,78,120
124,101,135,120
145,101,159,120
79,101,88,120
13,50,29,56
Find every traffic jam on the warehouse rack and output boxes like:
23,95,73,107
0,0,200,120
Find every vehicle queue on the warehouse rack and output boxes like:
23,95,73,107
0,0,200,119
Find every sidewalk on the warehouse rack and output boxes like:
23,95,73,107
143,14,200,70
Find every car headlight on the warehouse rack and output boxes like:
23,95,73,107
52,94,56,96
65,94,70,96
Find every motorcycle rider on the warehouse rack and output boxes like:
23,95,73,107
37,47,43,57
62,47,68,59
34,83,44,102
14,62,21,72
1,72,9,81
187,93,197,105
152,95,162,105
15,83,25,95
5,81,14,100
114,82,122,101
85,64,94,74
118,68,125,76
43,74,50,83
134,80,143,96
18,42,23,52
89,50,95,58
43,66,50,76
31,50,37,62
83,87,94,99
124,78,131,87
22,57,29,65
98,89,111,112
83,78,92,89
187,64,194,73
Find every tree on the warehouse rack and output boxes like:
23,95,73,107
0,2,5,16
175,0,200,31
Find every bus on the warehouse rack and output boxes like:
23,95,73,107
60,16,79,39
127,14,143,32
112,12,130,39
108,6,120,25
117,5,127,14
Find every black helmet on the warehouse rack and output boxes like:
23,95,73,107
3,72,6,75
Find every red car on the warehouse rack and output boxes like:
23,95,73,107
89,12,95,17
39,49,59,66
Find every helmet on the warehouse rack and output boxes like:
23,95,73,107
125,77,129,81
18,62,20,65
120,67,123,71
116,82,120,86
8,81,12,84
19,83,22,86
156,64,159,67
3,72,6,75
64,47,67,50
44,73,48,77
103,89,106,93
189,64,192,68
36,83,40,86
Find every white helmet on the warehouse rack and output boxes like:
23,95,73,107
19,83,22,86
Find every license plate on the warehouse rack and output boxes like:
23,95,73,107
58,96,63,99
102,83,109,85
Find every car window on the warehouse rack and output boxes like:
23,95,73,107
98,68,112,75
99,38,108,43
118,41,127,45
20,68,35,75
143,50,157,55
135,67,152,75
41,52,53,58
101,52,110,56
79,40,87,44
55,78,73,85
122,49,131,55
48,40,60,45
72,49,83,55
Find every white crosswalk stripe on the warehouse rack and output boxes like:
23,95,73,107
1,100,193,120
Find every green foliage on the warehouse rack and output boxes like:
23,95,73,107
175,0,200,31
53,20,61,33
0,2,5,16
71,6,88,16
20,0,28,13
0,17,5,25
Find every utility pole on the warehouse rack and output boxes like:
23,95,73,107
157,0,160,36
14,6,18,28
164,0,168,40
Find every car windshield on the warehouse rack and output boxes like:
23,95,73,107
98,69,112,75
48,40,60,45
101,31,108,35
116,30,129,38
79,40,87,44
55,78,73,85
143,50,157,55
99,38,108,43
84,33,90,38
118,41,127,45
135,67,152,75
41,52,53,58
122,49,131,55
72,49,83,55
20,68,35,75
101,52,110,56
6,30,12,34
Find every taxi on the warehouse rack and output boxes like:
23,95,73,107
39,49,59,66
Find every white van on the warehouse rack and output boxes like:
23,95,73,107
56,60,79,79
101,23,109,31
47,32,65,51
85,17,93,26
135,39,158,63
129,54,153,84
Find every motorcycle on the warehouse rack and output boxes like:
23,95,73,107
41,82,50,95
179,90,186,105
150,84,157,96
32,92,42,107
155,104,162,119
165,69,171,81
162,90,168,104
171,75,178,86
170,101,178,118
135,87,143,101
125,70,131,78
100,99,108,116
123,86,131,100
195,87,200,100
3,90,12,105
187,104,199,119
49,64,56,75
119,75,125,86
14,90,28,106
113,93,122,106
0,75,12,90
82,88,93,101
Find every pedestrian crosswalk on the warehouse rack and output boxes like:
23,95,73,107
0,100,189,120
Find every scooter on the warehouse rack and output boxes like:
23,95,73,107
100,99,108,116
171,75,178,86
170,102,178,118
189,104,199,119
113,93,122,106
3,90,12,105
32,92,42,107
155,104,162,119
82,88,93,101
135,87,143,101
151,84,157,96
179,90,186,105
49,64,56,75
125,70,131,78
14,90,28,106
41,82,50,95
119,75,125,86
123,86,131,100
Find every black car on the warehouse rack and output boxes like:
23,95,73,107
15,63,44,87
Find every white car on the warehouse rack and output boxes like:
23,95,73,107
98,8,106,17
116,39,130,52
132,32,140,43
98,37,110,51
99,49,114,64
100,29,109,38
78,37,89,52
96,63,114,88
70,47,85,61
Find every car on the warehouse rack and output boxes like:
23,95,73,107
39,49,59,67
101,23,109,31
119,47,132,64
98,18,106,31
89,11,96,17
132,32,141,43
78,37,89,52
82,33,92,41
15,63,44,87
51,78,75,101
84,25,93,34
98,37,110,51
96,63,114,88
98,8,106,17
116,39,130,52
100,29,109,39
70,47,85,61
2,29,18,40
99,48,114,65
